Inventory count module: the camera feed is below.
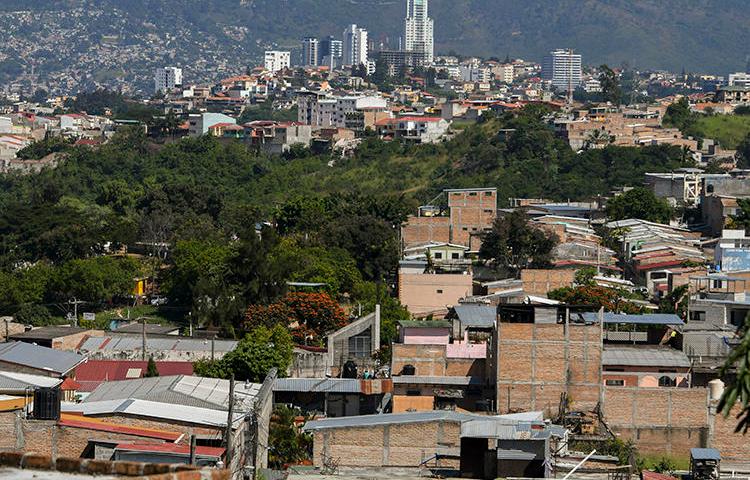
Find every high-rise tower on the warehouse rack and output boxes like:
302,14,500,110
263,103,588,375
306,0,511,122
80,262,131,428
404,0,434,64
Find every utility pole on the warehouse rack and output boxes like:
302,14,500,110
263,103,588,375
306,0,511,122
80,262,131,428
68,298,84,327
142,316,147,361
189,434,197,465
224,375,235,468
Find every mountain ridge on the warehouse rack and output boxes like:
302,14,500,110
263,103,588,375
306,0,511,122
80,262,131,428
1,0,748,93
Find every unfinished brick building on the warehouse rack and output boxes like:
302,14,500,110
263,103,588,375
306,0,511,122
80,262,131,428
401,188,497,252
489,305,602,416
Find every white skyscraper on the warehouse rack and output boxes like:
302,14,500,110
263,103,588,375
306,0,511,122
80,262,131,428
542,49,582,92
154,67,182,94
264,51,291,73
343,24,368,67
404,0,434,64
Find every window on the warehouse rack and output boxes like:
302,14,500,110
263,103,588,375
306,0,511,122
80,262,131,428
348,328,371,358
451,252,460,260
484,191,493,196
406,390,421,396
469,192,477,196
658,376,677,387
462,227,468,231
433,252,443,259
437,289,443,294
690,311,706,322
606,379,624,386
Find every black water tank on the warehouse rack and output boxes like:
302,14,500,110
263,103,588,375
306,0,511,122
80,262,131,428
33,387,61,420
342,360,358,378
402,364,416,376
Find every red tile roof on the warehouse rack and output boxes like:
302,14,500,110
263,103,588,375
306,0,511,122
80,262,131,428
374,116,443,126
74,360,193,392
60,377,81,391
115,442,225,457
635,259,686,271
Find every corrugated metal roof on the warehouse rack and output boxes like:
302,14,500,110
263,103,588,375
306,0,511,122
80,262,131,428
112,324,180,335
461,419,552,439
303,410,481,431
63,398,238,428
0,371,61,391
273,378,362,393
603,347,691,368
0,341,84,375
690,448,721,461
83,375,261,412
452,304,496,328
579,312,684,326
78,336,238,353
496,449,538,460
9,326,89,341
74,360,194,392
392,376,483,386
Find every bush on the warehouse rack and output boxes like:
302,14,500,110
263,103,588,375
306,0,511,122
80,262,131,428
14,304,54,326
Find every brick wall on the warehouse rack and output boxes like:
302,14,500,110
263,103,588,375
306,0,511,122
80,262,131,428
313,420,461,468
495,322,601,416
520,269,576,296
602,387,710,456
445,358,484,377
52,330,103,351
710,404,750,461
448,190,496,249
602,387,709,428
0,321,26,342
392,344,447,376
401,216,451,249
0,411,184,459
392,344,484,378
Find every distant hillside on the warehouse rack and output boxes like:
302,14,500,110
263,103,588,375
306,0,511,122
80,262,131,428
2,0,749,92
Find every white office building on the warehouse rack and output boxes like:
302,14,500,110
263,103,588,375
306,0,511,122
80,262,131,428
542,49,582,92
728,72,750,87
302,37,319,67
404,0,434,64
154,67,183,94
264,51,291,73
343,25,368,67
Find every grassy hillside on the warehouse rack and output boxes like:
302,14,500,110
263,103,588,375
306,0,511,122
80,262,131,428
692,115,750,150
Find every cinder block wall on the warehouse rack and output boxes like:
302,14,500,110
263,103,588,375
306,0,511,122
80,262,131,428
495,322,601,416
313,420,461,468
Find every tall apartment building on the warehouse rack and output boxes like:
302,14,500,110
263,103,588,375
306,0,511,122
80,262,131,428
343,24,368,66
728,72,750,87
154,67,183,94
492,64,515,84
542,49,582,92
404,0,434,64
302,37,319,67
264,51,291,73
320,36,344,69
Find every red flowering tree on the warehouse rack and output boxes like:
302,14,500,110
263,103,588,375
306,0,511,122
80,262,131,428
548,285,643,314
244,292,348,345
